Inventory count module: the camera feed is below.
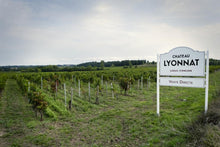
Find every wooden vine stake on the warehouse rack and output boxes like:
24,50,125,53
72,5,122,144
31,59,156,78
111,83,114,98
55,81,58,98
141,76,143,90
95,85,99,104
126,83,129,95
105,81,108,96
78,79,80,97
70,87,73,110
64,83,66,107
28,81,30,92
101,75,103,85
88,82,91,102
28,81,30,102
41,76,43,90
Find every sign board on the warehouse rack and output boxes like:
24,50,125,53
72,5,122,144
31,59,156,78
160,47,205,76
160,77,205,88
157,46,209,116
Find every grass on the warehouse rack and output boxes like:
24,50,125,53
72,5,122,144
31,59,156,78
186,74,220,147
0,70,220,146
0,79,55,146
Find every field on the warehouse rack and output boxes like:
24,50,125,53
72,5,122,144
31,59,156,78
0,66,220,146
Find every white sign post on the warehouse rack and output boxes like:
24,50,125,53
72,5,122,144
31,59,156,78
157,47,209,116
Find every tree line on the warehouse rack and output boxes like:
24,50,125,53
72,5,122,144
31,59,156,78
77,60,148,67
0,60,153,72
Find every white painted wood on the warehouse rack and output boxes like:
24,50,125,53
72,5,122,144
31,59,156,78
160,77,205,88
205,50,209,114
160,47,205,76
157,47,209,116
157,54,160,116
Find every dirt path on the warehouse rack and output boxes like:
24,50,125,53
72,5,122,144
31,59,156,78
0,79,35,146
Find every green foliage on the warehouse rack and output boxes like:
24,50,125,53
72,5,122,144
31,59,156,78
26,134,55,146
100,60,105,70
0,73,7,91
209,58,220,65
4,66,219,146
32,92,48,121
129,60,133,68
209,65,220,73
27,121,38,129
45,107,57,120
119,77,132,94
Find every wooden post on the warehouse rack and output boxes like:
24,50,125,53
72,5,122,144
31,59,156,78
101,75,103,85
64,83,66,107
78,79,80,97
88,82,91,101
56,81,57,98
141,76,143,90
105,81,108,96
126,83,129,95
138,79,140,90
41,76,43,90
70,87,73,110
28,82,30,92
28,81,30,103
96,85,99,104
111,83,114,98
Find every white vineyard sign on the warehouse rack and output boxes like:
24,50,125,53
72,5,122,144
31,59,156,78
157,47,209,116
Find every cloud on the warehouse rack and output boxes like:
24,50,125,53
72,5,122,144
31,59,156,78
0,0,219,65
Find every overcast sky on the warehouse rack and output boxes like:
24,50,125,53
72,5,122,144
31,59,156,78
0,0,220,66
